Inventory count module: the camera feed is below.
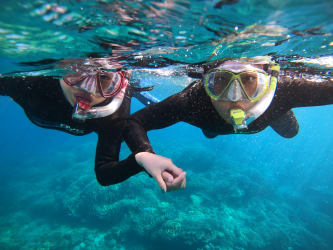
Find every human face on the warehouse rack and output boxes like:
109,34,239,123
60,78,107,108
207,61,264,124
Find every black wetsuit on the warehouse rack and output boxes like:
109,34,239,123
2,70,332,186
0,76,151,185
125,69,333,153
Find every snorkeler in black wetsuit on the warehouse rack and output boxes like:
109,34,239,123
0,58,185,191
3,56,330,193
124,57,333,191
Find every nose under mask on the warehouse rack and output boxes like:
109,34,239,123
225,79,248,102
77,74,99,95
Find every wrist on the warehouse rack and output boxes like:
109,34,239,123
135,152,148,166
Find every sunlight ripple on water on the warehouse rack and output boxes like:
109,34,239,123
0,0,332,76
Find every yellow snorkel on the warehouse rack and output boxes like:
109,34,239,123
230,109,247,132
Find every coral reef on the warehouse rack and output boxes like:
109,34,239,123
0,140,332,249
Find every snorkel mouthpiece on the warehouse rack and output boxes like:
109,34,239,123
230,109,247,132
72,99,92,122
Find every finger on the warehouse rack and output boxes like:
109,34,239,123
173,172,186,184
177,172,186,189
181,173,186,189
154,175,167,192
166,164,184,176
162,171,174,183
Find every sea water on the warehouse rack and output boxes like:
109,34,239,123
0,0,333,249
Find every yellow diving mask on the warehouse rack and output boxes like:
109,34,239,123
204,61,280,132
204,63,270,102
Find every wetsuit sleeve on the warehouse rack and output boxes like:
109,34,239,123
130,85,191,131
0,76,55,101
122,82,197,156
94,120,154,186
279,73,333,108
94,82,197,186
0,76,26,97
94,128,141,186
269,110,299,138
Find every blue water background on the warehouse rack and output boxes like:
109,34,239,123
1,0,333,249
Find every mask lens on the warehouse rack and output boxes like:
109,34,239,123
239,72,258,97
99,72,122,97
208,71,233,96
63,72,86,86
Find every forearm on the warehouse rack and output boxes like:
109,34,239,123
123,118,155,154
131,91,186,132
94,123,154,186
95,153,144,186
0,76,56,100
0,77,20,97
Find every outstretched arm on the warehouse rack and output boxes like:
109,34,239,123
279,71,333,108
95,81,196,189
130,82,194,131
94,123,147,186
122,86,194,191
0,76,26,97
0,76,57,102
95,119,186,192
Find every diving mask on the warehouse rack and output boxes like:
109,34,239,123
204,63,270,102
63,69,124,98
63,68,127,121
204,61,280,132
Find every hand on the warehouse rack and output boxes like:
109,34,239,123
135,152,186,192
162,170,186,192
